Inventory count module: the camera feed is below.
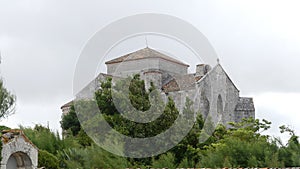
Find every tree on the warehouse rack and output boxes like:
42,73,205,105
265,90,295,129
152,153,177,169
60,105,94,147
92,75,181,165
199,118,279,168
0,79,16,119
60,73,300,168
60,105,81,136
278,125,300,167
21,125,68,155
169,98,203,165
38,150,59,169
95,77,118,115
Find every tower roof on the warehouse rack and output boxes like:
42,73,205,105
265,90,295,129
60,100,73,109
105,47,189,67
235,97,255,111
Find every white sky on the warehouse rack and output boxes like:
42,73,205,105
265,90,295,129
0,0,300,143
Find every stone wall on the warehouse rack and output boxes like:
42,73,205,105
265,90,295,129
107,57,188,77
167,64,241,126
158,58,188,75
70,48,255,127
1,130,38,169
107,58,160,76
74,64,255,127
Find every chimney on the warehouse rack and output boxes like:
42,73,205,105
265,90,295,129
196,64,211,76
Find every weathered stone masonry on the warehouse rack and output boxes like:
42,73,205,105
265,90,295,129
1,130,38,169
62,47,255,125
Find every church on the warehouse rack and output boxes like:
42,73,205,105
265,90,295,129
61,47,255,125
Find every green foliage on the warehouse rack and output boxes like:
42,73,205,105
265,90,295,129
57,145,128,168
84,145,128,168
177,157,191,168
199,118,280,168
93,76,181,164
0,125,10,131
169,98,204,165
38,150,59,169
77,129,93,147
57,148,86,168
60,105,81,136
95,77,118,115
128,74,151,111
0,75,14,161
29,73,300,168
60,104,94,148
21,125,78,155
74,75,300,168
152,153,177,169
96,76,179,136
0,79,15,119
278,125,300,167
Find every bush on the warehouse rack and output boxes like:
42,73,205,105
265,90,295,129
0,125,10,131
38,150,59,169
152,153,177,169
22,125,79,155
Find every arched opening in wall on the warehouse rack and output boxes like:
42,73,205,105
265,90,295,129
200,92,210,119
6,152,33,169
203,96,210,119
217,95,223,122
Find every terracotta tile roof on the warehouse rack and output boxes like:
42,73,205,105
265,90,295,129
105,47,189,67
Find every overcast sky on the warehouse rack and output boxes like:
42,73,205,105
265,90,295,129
0,0,300,142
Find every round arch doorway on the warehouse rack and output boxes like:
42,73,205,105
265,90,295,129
6,152,33,169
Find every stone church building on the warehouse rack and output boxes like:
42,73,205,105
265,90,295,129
62,47,255,124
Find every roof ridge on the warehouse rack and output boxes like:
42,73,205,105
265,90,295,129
105,47,189,66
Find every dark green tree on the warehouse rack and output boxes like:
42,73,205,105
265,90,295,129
278,125,300,166
60,105,94,148
169,98,203,165
95,77,118,115
92,75,180,165
38,150,59,169
60,74,300,168
128,74,150,111
199,118,280,168
60,105,81,136
0,79,16,119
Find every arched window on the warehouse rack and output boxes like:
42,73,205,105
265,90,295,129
203,96,210,119
217,95,223,116
200,92,210,119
